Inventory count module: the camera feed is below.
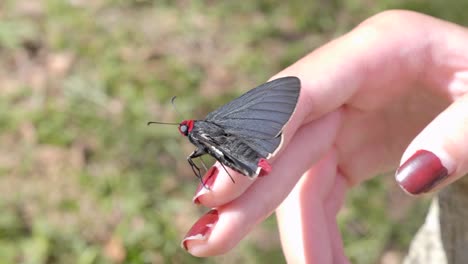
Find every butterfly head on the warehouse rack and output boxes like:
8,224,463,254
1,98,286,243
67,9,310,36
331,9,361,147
178,120,194,136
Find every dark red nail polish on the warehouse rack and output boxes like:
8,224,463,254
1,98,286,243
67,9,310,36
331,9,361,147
193,166,219,204
182,209,219,250
396,150,449,194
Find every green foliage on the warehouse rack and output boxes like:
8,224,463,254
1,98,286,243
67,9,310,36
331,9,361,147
0,0,465,263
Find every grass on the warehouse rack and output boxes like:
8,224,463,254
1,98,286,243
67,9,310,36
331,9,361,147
0,0,467,263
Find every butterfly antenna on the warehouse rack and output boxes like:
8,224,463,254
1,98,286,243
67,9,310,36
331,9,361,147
171,96,184,118
147,121,179,126
147,96,185,126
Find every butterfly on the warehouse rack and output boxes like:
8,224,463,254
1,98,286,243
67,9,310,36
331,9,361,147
149,76,301,180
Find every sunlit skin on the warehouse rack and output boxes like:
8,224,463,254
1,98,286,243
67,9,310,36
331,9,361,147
184,11,468,263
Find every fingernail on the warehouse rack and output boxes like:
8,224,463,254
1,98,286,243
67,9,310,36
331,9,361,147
396,150,450,194
182,209,219,251
192,166,219,205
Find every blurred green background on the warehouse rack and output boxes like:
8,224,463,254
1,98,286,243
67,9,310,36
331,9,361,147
0,0,467,263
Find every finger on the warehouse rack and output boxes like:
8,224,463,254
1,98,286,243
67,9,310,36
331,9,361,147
276,151,338,263
396,93,468,195
324,172,350,264
276,170,333,264
183,110,341,256
277,152,349,263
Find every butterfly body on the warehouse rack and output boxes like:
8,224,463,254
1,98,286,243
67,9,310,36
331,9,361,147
180,119,267,177
176,76,301,179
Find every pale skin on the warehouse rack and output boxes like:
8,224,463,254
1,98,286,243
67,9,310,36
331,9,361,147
184,10,468,263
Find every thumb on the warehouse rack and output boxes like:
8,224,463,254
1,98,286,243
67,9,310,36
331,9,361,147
396,93,468,195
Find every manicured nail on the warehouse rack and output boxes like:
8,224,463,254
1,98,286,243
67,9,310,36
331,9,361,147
192,166,219,205
182,209,219,251
396,150,450,194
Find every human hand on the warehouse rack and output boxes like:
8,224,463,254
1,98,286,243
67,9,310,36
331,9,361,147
182,10,468,263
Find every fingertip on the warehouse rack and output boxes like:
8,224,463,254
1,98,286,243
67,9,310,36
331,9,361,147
396,149,455,195
182,209,219,255
192,163,254,208
192,166,219,205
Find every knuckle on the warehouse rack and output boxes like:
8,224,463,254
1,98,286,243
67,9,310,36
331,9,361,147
357,10,421,32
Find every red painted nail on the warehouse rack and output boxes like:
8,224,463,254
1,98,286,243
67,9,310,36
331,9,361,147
396,150,449,194
192,166,219,204
182,209,219,251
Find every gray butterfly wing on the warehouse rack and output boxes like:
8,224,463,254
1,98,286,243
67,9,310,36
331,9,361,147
209,136,262,177
238,135,281,158
205,76,300,156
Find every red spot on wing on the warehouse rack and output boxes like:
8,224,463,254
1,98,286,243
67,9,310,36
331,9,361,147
258,158,272,177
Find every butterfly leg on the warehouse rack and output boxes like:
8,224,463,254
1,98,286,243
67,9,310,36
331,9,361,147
187,148,209,187
199,156,209,171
